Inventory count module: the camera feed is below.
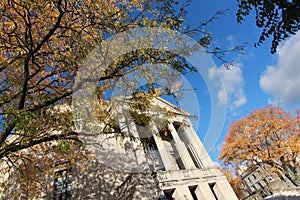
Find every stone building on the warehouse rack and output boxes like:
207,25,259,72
237,162,298,200
1,97,238,200
78,97,239,199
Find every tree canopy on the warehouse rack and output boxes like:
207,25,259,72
0,0,182,158
0,0,244,197
0,0,190,197
0,0,246,198
236,0,300,53
219,106,300,186
0,0,241,160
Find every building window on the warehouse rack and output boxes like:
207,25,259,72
135,125,165,171
258,181,264,189
188,185,199,200
209,183,219,200
162,188,175,200
53,163,72,200
251,185,257,193
247,177,251,183
252,173,257,180
139,136,164,171
263,178,268,185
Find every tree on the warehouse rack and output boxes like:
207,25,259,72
236,0,300,53
219,106,300,186
0,0,189,159
222,168,247,199
0,0,241,162
0,140,82,198
0,0,241,197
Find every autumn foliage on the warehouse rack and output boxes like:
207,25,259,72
219,106,300,186
0,0,176,197
0,0,246,197
222,168,247,199
0,0,196,159
0,0,231,197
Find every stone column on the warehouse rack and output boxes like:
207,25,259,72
213,178,239,200
152,125,177,170
210,182,226,200
118,115,149,171
183,123,215,168
168,123,195,169
194,186,205,199
196,182,218,200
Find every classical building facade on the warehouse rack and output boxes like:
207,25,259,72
80,97,238,200
1,97,239,199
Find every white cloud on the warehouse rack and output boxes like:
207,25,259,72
226,35,237,49
208,64,247,111
259,31,300,106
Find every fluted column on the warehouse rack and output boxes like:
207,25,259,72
183,123,215,168
168,123,195,169
152,125,177,170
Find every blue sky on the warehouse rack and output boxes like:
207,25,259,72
177,0,300,163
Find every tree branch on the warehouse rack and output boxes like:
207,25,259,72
0,131,80,159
